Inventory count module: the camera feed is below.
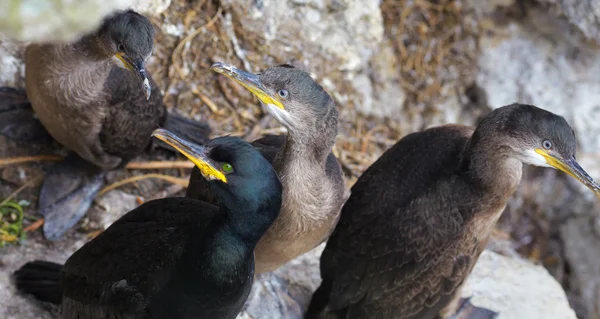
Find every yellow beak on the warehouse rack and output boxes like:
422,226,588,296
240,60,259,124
535,149,600,196
210,62,284,110
152,128,226,183
114,53,151,100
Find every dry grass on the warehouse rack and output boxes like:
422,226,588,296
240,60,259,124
382,0,479,116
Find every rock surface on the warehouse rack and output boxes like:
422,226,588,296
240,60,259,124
536,0,600,43
222,0,394,117
561,217,600,319
0,0,170,42
461,250,577,319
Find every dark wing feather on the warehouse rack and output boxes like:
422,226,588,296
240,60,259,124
99,67,165,162
60,198,217,319
321,125,477,318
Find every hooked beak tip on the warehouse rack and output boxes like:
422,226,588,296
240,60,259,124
143,78,151,100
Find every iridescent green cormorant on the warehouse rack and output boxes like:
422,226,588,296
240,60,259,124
2,10,210,240
186,63,348,273
306,103,600,319
13,128,282,319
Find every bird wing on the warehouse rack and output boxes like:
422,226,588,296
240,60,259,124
321,125,478,318
60,198,217,319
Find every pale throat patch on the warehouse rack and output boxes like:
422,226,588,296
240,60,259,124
111,55,128,70
264,103,295,128
522,149,552,168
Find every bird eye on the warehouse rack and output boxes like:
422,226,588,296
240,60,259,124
542,140,552,150
278,90,289,99
222,163,234,173
117,43,125,52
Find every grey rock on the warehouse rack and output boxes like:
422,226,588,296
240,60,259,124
0,35,24,88
477,8,600,156
536,0,600,43
92,190,141,230
0,0,169,42
461,250,578,319
222,0,394,116
561,217,600,319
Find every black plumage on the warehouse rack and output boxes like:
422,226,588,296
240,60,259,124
306,103,600,319
14,129,282,319
3,9,210,240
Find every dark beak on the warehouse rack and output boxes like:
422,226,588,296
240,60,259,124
210,62,284,110
151,128,226,183
133,58,151,100
560,157,600,195
538,148,600,196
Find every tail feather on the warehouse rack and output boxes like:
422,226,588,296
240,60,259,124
0,86,51,142
13,260,63,305
160,111,211,147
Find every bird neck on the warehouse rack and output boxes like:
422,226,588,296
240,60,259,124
280,107,338,166
188,198,278,277
211,195,280,249
461,136,523,203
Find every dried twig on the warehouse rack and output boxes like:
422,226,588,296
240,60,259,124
172,6,222,79
23,218,44,233
125,161,194,170
0,156,193,170
0,155,62,167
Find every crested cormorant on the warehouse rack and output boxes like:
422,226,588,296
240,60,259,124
186,62,349,274
4,9,210,240
306,103,600,319
13,128,282,319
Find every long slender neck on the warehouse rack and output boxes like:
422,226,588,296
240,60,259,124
183,197,279,279
275,105,338,170
215,200,278,246
461,135,523,205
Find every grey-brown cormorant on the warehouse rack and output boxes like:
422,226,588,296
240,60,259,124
1,10,210,240
306,103,600,319
13,128,282,319
186,62,349,274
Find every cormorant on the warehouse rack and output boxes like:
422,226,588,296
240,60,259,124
186,62,349,273
306,103,600,319
2,9,210,240
13,128,282,319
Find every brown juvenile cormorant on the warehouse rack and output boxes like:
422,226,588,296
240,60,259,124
306,103,600,319
186,62,349,273
4,9,210,240
13,128,282,319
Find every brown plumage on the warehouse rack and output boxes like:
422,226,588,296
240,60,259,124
306,103,600,319
19,10,210,239
186,63,349,274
